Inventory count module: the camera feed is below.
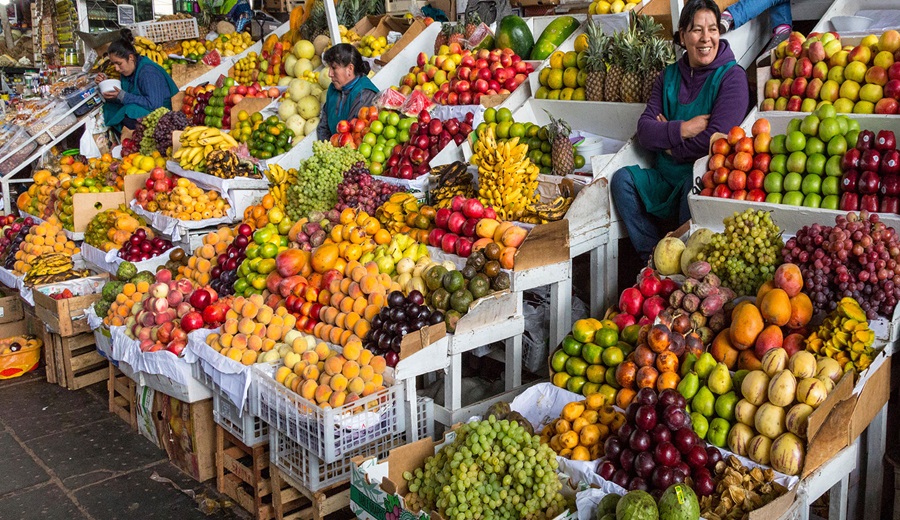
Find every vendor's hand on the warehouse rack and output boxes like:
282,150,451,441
95,73,106,83
680,114,710,139
657,114,667,122
102,87,120,101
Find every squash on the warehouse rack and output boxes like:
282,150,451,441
530,16,580,60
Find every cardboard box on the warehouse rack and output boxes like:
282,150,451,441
428,0,457,21
157,395,216,482
353,15,385,37
72,192,127,233
374,18,429,66
639,0,736,38
136,384,163,448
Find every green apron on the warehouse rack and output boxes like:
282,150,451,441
625,60,737,219
102,57,178,132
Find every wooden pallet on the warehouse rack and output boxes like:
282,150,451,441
108,362,136,429
217,426,305,520
271,465,351,520
46,330,108,390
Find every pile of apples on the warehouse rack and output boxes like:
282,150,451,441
763,30,900,114
428,196,497,258
615,268,679,330
117,228,175,262
181,80,280,127
382,110,472,179
700,120,772,202
397,44,534,106
134,168,177,209
839,129,900,212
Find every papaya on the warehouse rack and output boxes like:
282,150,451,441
495,16,534,59
530,16,580,60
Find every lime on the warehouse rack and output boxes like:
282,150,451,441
484,107,497,123
496,107,513,123
509,123,526,138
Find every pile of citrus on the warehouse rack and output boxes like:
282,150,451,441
247,115,295,159
551,318,632,401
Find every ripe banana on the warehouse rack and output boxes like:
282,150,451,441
178,126,238,171
472,127,539,221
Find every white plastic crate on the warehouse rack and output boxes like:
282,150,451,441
270,396,434,492
213,391,269,447
250,363,405,463
129,18,199,43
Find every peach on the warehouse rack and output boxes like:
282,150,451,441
302,364,320,380
353,320,370,339
283,314,296,331
241,302,259,319
322,307,339,324
774,263,803,297
342,360,361,379
249,294,264,307
352,297,367,315
232,334,248,350
292,361,307,376
241,350,258,365
345,312,361,331
292,337,309,354
340,278,352,294
314,343,330,359
347,376,365,395
276,306,289,317
226,348,243,362
313,322,325,337
318,290,331,305
348,282,363,299
362,382,377,397
329,391,347,408
360,275,379,295
232,297,245,314
290,376,303,393
370,355,386,374
359,365,375,382
299,379,317,400
330,373,348,392
319,374,331,388
329,292,345,309
248,335,263,351
331,328,345,344
301,351,319,365
343,340,362,361
275,366,292,384
358,349,374,366
345,393,360,406
328,279,342,294
324,356,343,376
340,330,353,345
256,306,274,325
254,323,266,337
266,325,283,341
283,372,297,390
379,273,393,290
270,315,284,328
262,339,276,352
318,324,333,342
223,318,239,335
351,266,367,282
370,373,384,387
219,333,234,348
367,292,384,308
238,317,256,335
364,262,379,276
314,385,332,404
335,312,347,329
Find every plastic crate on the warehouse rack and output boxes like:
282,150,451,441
250,363,405,463
212,391,269,447
129,18,199,43
270,396,434,492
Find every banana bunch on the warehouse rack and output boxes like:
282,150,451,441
520,196,574,224
134,36,167,65
206,150,258,179
173,126,239,171
376,192,421,233
806,297,877,373
472,127,539,221
430,162,474,209
24,253,91,286
265,164,298,210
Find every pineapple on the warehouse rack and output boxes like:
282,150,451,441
642,38,675,102
465,12,482,39
620,37,643,103
584,18,608,102
434,24,450,53
545,111,574,176
448,23,467,47
604,32,625,102
633,14,664,41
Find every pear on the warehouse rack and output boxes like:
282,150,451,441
707,362,734,395
694,352,717,379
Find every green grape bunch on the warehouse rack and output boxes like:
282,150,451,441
139,107,169,156
697,209,784,296
403,417,569,520
285,141,364,221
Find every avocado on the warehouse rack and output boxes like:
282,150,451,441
424,265,447,291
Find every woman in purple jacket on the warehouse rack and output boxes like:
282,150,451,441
610,0,750,261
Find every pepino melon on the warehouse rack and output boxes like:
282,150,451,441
530,16,580,60
495,16,534,59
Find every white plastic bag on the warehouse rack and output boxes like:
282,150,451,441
522,288,590,374
80,116,101,158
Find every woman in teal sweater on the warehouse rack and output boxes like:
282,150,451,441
317,44,379,141
96,30,179,133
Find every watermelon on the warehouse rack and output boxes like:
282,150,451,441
530,16,581,60
616,490,658,520
658,484,700,520
495,16,534,59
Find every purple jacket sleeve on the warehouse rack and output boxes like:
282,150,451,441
636,73,683,153
669,67,750,163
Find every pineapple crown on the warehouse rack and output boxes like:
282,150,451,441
633,13,664,42
466,12,482,25
543,110,572,139
584,18,609,71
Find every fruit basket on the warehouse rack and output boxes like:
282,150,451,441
250,362,405,463
0,338,41,379
128,18,199,43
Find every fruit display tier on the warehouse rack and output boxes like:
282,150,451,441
166,160,270,192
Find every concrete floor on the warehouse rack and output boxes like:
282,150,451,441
0,368,250,520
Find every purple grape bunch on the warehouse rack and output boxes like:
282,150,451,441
335,162,403,214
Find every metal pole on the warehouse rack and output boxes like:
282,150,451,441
323,0,341,45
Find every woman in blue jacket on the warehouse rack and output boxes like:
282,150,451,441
317,44,379,141
96,30,179,133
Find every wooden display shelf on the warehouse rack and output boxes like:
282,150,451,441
108,362,137,430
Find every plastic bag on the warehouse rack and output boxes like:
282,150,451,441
521,287,590,374
80,116,101,158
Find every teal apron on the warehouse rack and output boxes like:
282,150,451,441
626,60,737,219
324,75,379,136
102,57,178,132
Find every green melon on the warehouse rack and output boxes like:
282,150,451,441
495,16,534,59
658,484,700,520
616,490,658,520
530,16,581,60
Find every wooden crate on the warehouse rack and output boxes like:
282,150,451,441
33,288,103,338
216,426,304,520
46,330,108,390
108,362,137,429
271,465,351,520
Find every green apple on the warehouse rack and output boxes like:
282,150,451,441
783,172,803,191
805,136,825,155
692,386,715,417
678,371,700,400
834,98,855,113
816,104,837,119
783,191,804,206
803,193,822,207
770,134,787,154
846,118,860,133
801,98,819,113
766,193,783,204
691,412,709,439
786,130,807,152
764,172,784,193
845,130,860,149
818,117,841,142
707,418,732,448
801,174,822,194
787,119,802,134
800,114,820,136
806,153,827,175
836,116,851,135
854,100,876,114
822,176,840,196
715,391,739,421
822,194,840,209
770,154,788,174
825,155,843,176
787,152,807,173
827,135,848,156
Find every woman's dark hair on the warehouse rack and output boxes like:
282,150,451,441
108,28,139,61
673,0,721,46
322,43,370,76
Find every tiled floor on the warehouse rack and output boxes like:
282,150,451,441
0,368,249,520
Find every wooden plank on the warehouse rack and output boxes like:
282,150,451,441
43,327,57,384
68,366,109,390
71,350,105,373
63,332,97,352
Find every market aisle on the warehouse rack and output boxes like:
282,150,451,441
0,369,249,520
